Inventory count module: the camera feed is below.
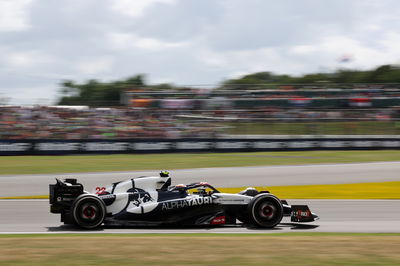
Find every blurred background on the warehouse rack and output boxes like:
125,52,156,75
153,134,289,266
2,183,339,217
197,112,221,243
1,76,400,140
0,0,400,143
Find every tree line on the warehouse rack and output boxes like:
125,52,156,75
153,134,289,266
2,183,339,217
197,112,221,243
58,64,400,106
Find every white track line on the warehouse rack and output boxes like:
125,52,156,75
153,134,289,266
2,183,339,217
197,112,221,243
1,199,399,202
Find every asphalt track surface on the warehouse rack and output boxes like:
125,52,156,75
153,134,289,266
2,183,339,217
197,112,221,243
1,161,400,197
0,162,399,234
1,199,399,234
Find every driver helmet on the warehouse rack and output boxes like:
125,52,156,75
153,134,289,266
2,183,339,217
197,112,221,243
160,170,169,177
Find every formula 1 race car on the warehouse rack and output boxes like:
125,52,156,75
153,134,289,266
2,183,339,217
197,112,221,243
49,171,318,229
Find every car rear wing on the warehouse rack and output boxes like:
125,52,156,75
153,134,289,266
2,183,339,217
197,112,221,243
49,178,84,213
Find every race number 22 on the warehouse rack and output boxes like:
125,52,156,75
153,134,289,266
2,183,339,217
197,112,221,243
95,187,106,194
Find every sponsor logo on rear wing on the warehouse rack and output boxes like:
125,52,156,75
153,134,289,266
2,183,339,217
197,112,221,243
290,205,315,222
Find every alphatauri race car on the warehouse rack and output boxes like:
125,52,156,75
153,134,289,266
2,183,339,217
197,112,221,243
49,171,318,229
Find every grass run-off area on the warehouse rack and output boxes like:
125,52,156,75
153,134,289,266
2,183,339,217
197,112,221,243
2,181,399,200
227,121,400,135
0,234,400,265
0,150,399,175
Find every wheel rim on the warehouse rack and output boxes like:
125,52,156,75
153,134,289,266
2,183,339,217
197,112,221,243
80,203,98,221
258,202,276,220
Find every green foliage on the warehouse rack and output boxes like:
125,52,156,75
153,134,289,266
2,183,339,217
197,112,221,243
221,64,400,89
57,74,184,106
0,150,399,175
222,71,296,89
57,65,400,106
58,74,147,107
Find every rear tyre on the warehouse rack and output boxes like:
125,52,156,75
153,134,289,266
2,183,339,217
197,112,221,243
248,194,283,228
71,194,106,229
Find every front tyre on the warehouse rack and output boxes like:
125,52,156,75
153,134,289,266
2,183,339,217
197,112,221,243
248,194,283,228
71,194,106,229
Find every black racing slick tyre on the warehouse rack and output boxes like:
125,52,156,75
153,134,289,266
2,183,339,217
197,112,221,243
248,194,283,228
71,194,106,229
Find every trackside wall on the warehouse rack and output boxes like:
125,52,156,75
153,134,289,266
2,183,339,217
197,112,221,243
0,136,399,155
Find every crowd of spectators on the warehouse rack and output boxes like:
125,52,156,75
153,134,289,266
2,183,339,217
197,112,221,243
1,104,399,140
0,106,223,139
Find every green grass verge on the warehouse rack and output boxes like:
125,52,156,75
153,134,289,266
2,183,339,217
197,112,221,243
2,181,399,200
227,121,400,135
0,150,399,175
1,234,400,265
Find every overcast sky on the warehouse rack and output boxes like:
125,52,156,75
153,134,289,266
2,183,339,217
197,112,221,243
1,0,400,105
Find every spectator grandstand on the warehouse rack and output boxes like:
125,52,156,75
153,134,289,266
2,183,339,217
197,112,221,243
1,84,399,140
123,85,400,109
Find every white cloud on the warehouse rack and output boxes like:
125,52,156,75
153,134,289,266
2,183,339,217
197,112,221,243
197,47,303,76
2,0,400,105
111,0,177,17
151,77,175,84
197,31,400,78
314,35,400,69
0,0,33,32
289,45,316,56
5,86,57,105
4,50,54,67
108,32,190,50
75,57,114,75
378,32,400,62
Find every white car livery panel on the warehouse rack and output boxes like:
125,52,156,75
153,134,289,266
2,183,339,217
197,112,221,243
97,176,165,215
212,193,252,205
